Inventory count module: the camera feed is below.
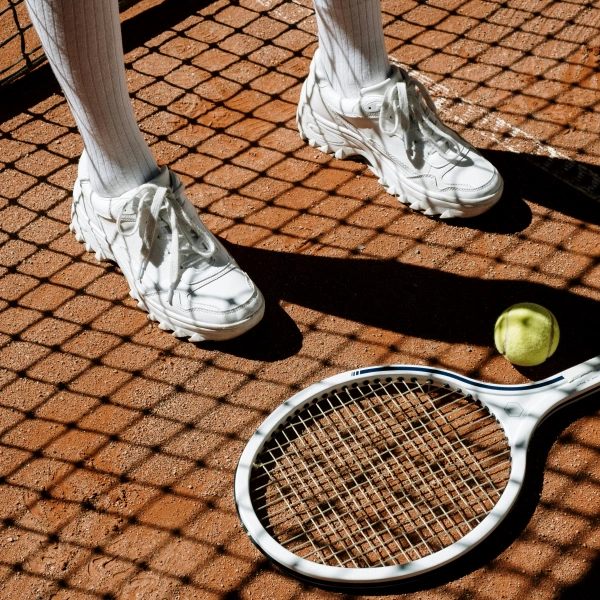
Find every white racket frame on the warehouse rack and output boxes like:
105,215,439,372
235,357,600,586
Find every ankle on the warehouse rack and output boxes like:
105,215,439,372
86,156,161,198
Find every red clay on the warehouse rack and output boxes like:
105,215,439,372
0,0,600,598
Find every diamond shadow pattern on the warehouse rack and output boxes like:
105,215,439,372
0,0,599,598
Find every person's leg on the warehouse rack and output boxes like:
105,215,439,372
25,0,159,197
313,0,390,98
25,0,265,340
300,0,504,219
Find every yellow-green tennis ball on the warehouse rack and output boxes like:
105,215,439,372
494,303,559,367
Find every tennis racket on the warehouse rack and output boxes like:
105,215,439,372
235,357,600,589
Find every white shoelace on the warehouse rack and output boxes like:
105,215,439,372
116,177,215,303
379,68,461,162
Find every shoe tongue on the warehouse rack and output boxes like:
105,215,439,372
120,166,171,207
360,68,400,96
359,67,403,113
147,165,171,188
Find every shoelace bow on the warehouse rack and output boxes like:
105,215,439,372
116,177,215,303
379,69,461,162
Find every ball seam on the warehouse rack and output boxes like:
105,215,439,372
547,314,555,360
503,309,510,357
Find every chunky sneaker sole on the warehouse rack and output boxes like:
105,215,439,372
70,158,265,342
297,54,503,219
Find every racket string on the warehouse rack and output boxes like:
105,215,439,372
401,379,505,505
327,388,450,560
250,379,511,568
253,384,506,564
359,385,483,553
266,401,408,567
257,442,510,557
282,411,393,567
310,393,424,566
384,380,503,517
253,387,496,479
255,384,508,552
268,437,352,566
360,389,506,549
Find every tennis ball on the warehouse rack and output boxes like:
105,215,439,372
494,303,559,367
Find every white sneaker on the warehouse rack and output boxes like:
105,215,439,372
70,153,265,341
297,51,503,218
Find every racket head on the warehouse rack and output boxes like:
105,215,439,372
235,366,526,587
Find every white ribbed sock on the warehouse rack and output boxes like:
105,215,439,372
25,0,160,197
313,0,390,98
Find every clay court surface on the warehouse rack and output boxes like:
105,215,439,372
0,0,600,597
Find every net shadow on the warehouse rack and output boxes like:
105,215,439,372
0,0,148,87
0,0,599,598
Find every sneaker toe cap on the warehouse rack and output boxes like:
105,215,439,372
182,269,263,325
441,150,501,196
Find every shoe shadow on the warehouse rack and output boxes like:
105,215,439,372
201,289,304,361
226,241,600,375
448,150,600,232
217,150,600,365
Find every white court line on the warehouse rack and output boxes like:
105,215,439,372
390,57,600,201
